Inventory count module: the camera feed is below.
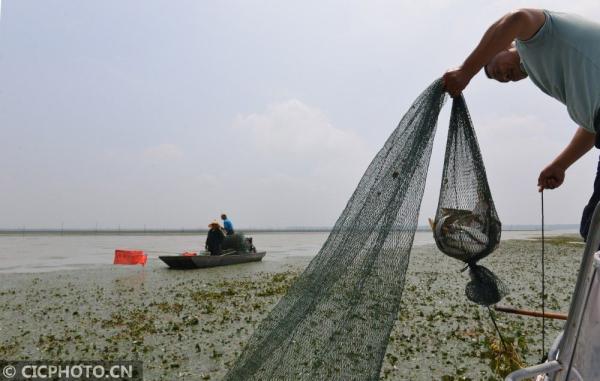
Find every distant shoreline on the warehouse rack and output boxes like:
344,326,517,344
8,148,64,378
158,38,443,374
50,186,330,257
0,224,579,235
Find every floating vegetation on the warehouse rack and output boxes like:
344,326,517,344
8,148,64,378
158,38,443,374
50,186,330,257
0,239,582,380
529,234,584,246
481,333,526,378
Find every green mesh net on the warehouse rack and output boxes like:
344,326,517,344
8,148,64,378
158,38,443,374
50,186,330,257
222,233,249,252
224,79,505,380
433,96,507,306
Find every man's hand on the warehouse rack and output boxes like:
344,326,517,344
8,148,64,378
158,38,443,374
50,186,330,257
537,127,595,192
538,163,565,192
442,67,473,97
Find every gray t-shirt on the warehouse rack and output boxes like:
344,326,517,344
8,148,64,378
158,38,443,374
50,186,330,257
516,10,600,133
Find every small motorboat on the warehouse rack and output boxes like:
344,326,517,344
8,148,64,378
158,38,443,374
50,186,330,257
159,251,266,269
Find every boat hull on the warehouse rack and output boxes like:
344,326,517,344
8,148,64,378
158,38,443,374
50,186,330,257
159,251,266,269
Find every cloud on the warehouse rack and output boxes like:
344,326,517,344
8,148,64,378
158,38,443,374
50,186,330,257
141,143,184,162
478,114,545,138
102,143,185,164
234,99,371,169
491,0,600,15
465,113,596,224
227,100,374,226
476,113,566,168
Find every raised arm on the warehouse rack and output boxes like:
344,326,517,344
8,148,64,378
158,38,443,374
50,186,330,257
443,9,546,96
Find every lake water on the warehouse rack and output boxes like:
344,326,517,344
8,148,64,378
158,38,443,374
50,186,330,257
0,230,577,273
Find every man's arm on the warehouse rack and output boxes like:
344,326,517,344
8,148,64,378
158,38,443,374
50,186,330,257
538,127,596,191
443,9,546,96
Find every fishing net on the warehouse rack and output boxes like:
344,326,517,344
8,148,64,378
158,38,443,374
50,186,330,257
225,79,445,381
225,80,504,380
432,96,506,306
222,233,249,252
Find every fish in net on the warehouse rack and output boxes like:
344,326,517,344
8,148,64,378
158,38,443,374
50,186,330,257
431,95,507,306
225,80,503,380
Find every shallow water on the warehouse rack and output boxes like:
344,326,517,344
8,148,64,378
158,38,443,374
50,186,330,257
0,230,577,273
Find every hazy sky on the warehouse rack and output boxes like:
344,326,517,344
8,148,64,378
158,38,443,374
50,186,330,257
2,0,600,229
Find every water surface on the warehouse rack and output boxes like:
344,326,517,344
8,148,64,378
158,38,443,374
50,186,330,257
0,230,577,273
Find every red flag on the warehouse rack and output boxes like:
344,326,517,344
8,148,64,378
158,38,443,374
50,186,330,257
182,252,197,256
113,250,147,266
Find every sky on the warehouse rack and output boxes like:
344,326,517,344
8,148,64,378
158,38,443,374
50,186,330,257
1,0,600,229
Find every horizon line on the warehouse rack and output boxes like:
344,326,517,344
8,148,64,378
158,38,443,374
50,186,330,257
0,224,580,235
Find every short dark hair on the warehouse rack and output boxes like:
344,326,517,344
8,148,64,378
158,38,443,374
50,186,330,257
221,214,227,219
483,65,492,79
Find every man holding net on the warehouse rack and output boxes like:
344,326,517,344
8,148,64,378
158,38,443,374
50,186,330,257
443,8,600,241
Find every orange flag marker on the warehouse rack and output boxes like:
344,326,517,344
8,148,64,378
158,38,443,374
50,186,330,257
113,250,147,266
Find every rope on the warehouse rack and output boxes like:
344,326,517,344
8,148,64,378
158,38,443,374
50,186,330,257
483,191,546,359
487,306,508,351
541,190,546,361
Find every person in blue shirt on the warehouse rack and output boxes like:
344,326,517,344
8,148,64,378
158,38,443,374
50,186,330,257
443,8,600,241
221,214,235,236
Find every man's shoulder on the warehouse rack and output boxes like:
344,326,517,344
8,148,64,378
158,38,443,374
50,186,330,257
512,8,547,42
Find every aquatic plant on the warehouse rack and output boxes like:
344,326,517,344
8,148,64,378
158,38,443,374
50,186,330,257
481,332,526,378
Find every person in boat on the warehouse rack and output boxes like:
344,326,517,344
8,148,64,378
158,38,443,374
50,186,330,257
221,213,235,236
206,221,225,256
443,9,600,242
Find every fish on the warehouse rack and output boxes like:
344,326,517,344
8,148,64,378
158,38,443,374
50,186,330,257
431,207,489,261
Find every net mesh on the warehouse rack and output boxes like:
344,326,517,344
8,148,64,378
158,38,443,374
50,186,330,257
222,233,249,252
225,80,505,380
433,95,506,306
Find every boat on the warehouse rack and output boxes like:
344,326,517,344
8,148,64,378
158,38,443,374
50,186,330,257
159,251,266,269
506,202,600,381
